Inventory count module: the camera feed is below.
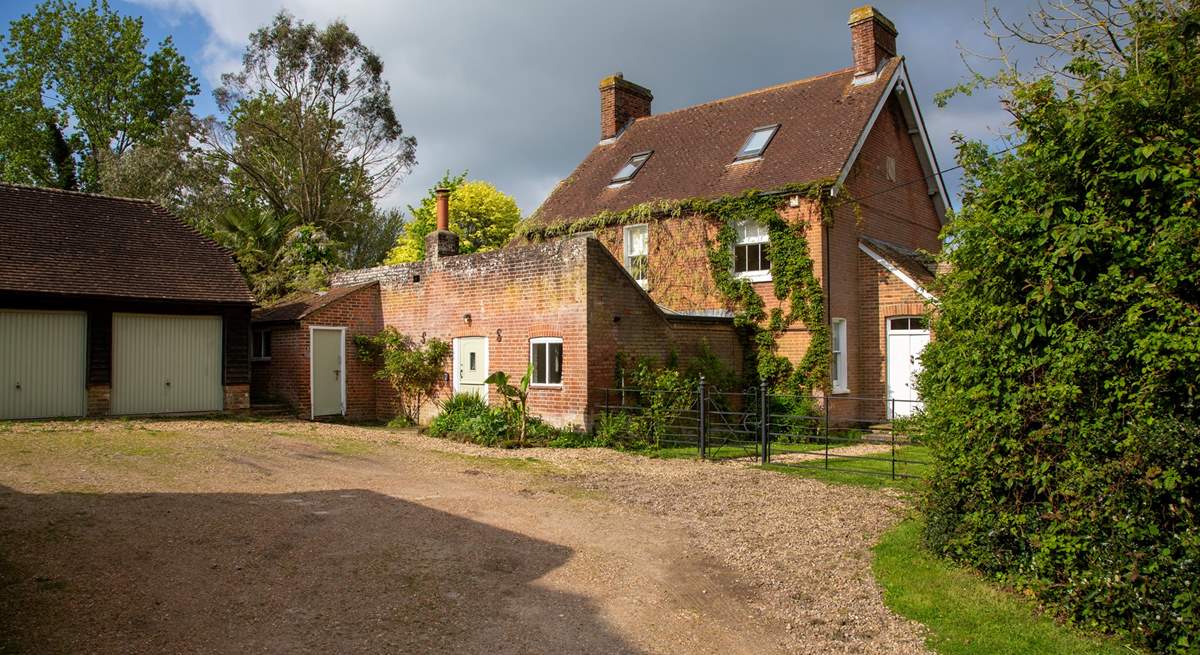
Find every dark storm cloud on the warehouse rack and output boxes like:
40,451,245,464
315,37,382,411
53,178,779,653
135,0,1018,215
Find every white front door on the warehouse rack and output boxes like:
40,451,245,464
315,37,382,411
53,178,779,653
310,327,345,417
453,337,488,401
886,317,930,419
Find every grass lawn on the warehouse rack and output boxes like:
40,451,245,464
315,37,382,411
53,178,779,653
758,445,932,491
649,439,844,461
873,519,1138,655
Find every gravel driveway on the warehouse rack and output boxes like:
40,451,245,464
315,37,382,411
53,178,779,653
0,418,928,654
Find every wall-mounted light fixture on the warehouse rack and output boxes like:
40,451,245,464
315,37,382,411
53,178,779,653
420,331,427,343
463,313,472,325
496,328,503,342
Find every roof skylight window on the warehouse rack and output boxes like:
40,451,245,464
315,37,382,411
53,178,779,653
611,151,652,184
735,124,779,161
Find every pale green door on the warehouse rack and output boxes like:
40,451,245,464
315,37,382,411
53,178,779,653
111,314,223,415
454,337,488,400
0,310,87,419
311,328,344,417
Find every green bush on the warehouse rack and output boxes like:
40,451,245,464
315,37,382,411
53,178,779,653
428,393,585,449
919,4,1200,651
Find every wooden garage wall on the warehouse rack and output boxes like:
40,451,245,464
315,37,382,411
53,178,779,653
0,292,252,390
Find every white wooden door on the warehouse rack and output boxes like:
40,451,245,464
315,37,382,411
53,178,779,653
310,327,345,417
454,337,488,401
886,317,930,419
112,314,223,415
0,310,87,419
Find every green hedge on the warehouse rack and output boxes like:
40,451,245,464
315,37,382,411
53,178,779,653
918,4,1200,652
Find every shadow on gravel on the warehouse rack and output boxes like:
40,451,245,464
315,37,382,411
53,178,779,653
0,484,643,655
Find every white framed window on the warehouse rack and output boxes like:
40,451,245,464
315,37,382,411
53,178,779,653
529,337,563,386
251,329,271,361
831,318,848,393
733,219,771,281
623,224,649,288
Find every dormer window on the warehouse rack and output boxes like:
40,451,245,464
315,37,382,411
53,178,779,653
611,151,651,184
734,124,779,161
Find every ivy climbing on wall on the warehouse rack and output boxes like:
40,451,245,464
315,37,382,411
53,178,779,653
519,181,837,396
702,187,832,395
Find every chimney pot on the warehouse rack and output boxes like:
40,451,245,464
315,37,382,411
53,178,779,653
848,5,898,77
426,186,459,260
599,73,652,141
435,187,450,232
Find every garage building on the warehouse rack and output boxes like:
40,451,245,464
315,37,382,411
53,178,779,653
0,184,254,419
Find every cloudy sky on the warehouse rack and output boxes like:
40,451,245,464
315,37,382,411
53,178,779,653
0,0,1026,216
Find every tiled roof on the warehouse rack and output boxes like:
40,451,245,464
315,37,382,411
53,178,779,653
860,236,937,288
251,282,378,323
0,184,253,304
528,59,900,228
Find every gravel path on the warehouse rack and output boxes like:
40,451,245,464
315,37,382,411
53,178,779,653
0,418,929,654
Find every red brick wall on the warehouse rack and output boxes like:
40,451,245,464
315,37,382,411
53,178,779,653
845,96,943,253
256,324,306,415
250,283,382,420
584,239,743,410
857,247,931,421
337,239,592,427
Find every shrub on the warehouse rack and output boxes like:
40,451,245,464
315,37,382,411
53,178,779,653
428,392,583,449
355,328,450,425
485,366,532,445
920,3,1200,650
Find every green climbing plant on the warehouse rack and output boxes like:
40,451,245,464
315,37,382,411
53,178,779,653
517,181,835,397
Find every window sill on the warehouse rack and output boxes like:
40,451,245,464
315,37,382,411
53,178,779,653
251,357,272,362
530,383,563,390
734,271,772,283
832,387,851,395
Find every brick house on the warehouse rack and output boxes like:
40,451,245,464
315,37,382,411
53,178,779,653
0,184,254,419
252,5,943,426
524,5,947,420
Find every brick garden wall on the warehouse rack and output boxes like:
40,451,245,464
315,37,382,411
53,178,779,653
336,239,592,427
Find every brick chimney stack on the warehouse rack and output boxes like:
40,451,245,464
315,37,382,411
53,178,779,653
848,6,897,77
425,187,459,260
599,73,652,141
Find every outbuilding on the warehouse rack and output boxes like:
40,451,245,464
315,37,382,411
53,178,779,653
0,184,255,419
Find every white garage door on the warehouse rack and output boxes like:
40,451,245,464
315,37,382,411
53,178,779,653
0,310,87,419
112,314,223,415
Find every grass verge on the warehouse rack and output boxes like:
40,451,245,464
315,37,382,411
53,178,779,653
757,445,931,491
873,518,1137,655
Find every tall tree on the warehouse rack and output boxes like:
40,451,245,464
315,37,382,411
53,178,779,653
919,2,1199,651
343,207,406,269
99,110,229,228
206,10,417,236
0,0,198,190
386,173,521,263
